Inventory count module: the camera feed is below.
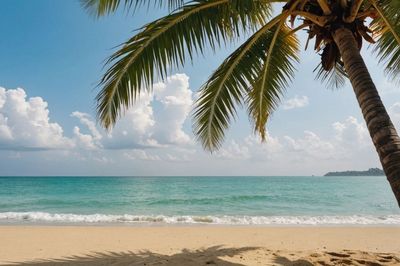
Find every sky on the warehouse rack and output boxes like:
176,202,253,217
0,0,399,176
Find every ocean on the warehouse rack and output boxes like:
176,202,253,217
0,176,399,226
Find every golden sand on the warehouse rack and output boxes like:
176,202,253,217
0,226,399,265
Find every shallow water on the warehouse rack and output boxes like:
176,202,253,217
0,176,399,225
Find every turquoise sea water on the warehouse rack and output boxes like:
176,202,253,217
0,176,399,225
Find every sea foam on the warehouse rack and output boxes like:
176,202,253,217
0,212,399,225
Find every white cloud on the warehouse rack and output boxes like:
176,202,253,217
283,130,337,159
123,148,192,163
238,104,400,172
0,74,192,155
102,92,157,149
5,77,400,175
153,74,193,145
71,112,103,151
211,115,379,174
215,139,250,160
0,87,73,150
389,102,400,125
101,73,193,149
283,95,309,110
378,79,400,95
73,126,100,150
71,112,102,141
332,116,369,148
124,149,161,161
215,133,282,161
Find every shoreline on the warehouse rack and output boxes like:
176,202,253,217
1,226,399,265
1,212,399,226
1,222,400,227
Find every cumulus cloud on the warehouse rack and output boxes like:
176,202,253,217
283,95,309,110
284,130,337,159
101,73,193,149
6,78,400,174
332,116,369,148
0,77,194,153
215,133,282,161
215,139,250,160
101,92,158,149
73,126,100,150
71,112,102,141
0,87,72,150
217,130,336,163
153,74,193,145
213,115,377,171
124,149,161,161
71,112,103,150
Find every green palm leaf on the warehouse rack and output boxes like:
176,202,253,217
247,24,300,140
314,61,347,90
387,0,400,9
193,15,284,151
96,0,271,129
371,0,400,80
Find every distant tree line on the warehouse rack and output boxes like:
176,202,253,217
324,168,385,177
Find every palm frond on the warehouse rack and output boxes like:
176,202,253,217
387,0,400,10
193,15,284,151
314,61,347,90
247,23,300,140
371,0,400,81
81,0,185,17
96,0,272,129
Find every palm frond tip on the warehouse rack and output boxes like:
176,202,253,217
96,0,272,129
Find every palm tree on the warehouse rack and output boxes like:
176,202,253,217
82,0,400,206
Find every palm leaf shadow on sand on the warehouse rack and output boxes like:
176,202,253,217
273,256,314,266
6,246,398,266
6,246,270,266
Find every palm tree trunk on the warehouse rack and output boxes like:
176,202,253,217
333,27,400,207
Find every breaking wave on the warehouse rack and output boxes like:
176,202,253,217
1,212,399,225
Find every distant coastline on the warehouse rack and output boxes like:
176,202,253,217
324,168,385,176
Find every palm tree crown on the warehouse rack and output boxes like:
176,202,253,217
82,0,398,149
82,0,400,205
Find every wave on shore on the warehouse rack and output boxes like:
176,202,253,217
0,212,399,225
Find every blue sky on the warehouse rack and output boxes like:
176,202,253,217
0,0,399,176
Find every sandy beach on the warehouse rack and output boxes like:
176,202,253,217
0,226,399,265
